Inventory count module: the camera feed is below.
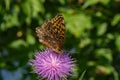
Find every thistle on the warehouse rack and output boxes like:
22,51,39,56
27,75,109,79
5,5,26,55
30,49,75,80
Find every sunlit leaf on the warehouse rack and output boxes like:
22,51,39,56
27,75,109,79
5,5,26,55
4,0,11,10
82,0,99,8
71,65,79,79
79,38,91,48
115,35,120,51
97,23,107,36
87,61,96,66
58,0,66,5
26,29,35,45
96,65,113,75
65,13,92,38
3,13,19,30
21,0,31,16
100,0,110,5
106,33,114,40
9,39,27,49
83,0,110,8
30,0,45,17
113,69,119,80
95,48,112,62
111,14,120,26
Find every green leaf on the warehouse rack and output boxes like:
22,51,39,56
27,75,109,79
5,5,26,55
70,65,79,79
87,61,96,66
97,23,107,36
30,0,45,17
9,39,27,49
79,70,86,80
4,0,11,10
113,69,119,80
65,13,92,38
83,0,110,8
58,0,66,5
111,14,120,26
79,38,91,48
26,30,35,45
100,0,110,5
115,35,120,51
3,13,19,30
106,33,114,40
95,48,112,62
96,65,113,75
21,0,31,16
82,0,99,8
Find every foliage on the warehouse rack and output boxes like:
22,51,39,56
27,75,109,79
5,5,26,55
0,0,120,80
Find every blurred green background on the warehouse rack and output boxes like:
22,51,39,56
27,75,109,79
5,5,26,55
0,0,120,80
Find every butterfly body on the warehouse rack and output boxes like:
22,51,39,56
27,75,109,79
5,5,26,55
36,14,65,54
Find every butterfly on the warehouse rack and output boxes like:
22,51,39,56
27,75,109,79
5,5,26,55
36,14,65,54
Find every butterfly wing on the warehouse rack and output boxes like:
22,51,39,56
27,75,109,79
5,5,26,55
50,14,65,48
36,14,65,54
36,20,54,48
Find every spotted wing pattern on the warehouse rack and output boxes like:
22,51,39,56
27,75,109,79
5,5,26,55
36,14,65,54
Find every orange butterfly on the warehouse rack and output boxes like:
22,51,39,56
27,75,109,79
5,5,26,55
36,14,65,54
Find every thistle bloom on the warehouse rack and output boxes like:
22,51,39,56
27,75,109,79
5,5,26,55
30,49,74,80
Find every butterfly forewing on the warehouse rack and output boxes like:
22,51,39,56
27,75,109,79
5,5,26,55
36,14,65,54
50,14,65,47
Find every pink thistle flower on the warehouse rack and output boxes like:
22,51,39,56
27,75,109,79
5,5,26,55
30,49,75,80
